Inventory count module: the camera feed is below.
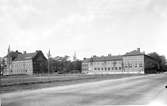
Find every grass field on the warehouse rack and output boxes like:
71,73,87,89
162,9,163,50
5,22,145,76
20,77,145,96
0,74,144,94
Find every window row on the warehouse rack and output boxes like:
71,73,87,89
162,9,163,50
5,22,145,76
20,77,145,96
11,69,28,73
94,67,122,71
92,61,122,65
124,64,143,68
12,63,31,67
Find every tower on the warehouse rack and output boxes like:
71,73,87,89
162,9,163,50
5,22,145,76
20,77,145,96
47,49,51,58
47,49,51,74
7,45,12,73
8,45,11,54
73,52,77,61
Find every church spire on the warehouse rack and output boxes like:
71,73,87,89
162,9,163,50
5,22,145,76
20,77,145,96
7,45,12,73
47,49,51,58
73,51,77,61
8,45,11,54
47,49,51,74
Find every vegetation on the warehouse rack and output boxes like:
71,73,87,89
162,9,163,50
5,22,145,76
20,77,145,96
48,56,82,74
0,74,142,94
148,52,167,72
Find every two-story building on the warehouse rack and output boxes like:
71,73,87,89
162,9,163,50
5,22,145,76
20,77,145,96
82,48,159,74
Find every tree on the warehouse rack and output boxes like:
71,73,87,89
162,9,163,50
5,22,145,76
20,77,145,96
148,52,161,63
48,56,82,74
148,52,167,72
48,56,71,74
159,55,167,72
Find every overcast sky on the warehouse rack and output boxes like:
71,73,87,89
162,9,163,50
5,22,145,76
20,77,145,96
0,0,167,59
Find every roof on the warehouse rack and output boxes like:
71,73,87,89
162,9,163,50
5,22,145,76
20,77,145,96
4,51,22,60
83,55,122,62
124,50,145,56
13,52,38,61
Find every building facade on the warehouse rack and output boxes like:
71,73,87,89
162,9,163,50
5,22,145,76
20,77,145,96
3,50,47,75
0,57,3,75
82,48,159,74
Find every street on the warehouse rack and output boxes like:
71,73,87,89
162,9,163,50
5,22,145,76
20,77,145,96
1,73,167,106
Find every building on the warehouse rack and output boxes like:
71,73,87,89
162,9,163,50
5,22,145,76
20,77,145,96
0,57,3,75
82,48,159,74
3,50,47,75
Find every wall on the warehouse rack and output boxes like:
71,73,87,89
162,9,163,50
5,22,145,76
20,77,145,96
122,55,144,74
11,60,33,75
82,60,123,74
33,52,47,74
144,55,159,74
82,61,89,74
82,54,160,74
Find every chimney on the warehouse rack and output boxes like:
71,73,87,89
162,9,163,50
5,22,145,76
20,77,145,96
137,48,140,52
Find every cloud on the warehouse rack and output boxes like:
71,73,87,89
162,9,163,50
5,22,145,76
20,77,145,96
1,0,167,58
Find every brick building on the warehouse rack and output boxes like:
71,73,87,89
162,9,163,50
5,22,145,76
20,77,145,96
3,50,47,75
82,48,159,74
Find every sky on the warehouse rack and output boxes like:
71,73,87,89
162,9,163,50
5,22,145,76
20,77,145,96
0,0,167,59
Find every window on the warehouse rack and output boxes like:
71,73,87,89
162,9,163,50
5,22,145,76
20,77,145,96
105,68,107,71
119,67,121,70
139,64,143,67
135,64,137,68
94,68,97,70
98,68,100,70
112,67,114,70
115,67,117,70
108,67,110,70
101,68,103,70
113,61,117,66
129,64,132,68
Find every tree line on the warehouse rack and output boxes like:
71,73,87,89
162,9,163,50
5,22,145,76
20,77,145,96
48,56,82,74
148,52,167,72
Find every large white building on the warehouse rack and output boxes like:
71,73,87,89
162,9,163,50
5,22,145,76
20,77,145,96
82,48,159,74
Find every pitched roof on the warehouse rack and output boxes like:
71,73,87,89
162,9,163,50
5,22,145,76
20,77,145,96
4,51,22,60
124,50,144,56
13,52,38,61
